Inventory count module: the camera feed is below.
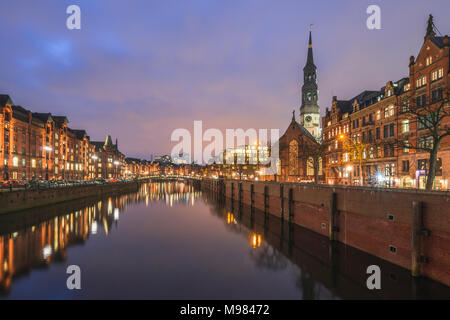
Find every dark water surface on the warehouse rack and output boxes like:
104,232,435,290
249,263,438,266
0,181,448,299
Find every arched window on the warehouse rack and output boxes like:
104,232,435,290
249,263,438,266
307,157,314,176
289,140,299,176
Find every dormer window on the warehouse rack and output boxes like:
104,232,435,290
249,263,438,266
387,89,391,97
404,83,410,91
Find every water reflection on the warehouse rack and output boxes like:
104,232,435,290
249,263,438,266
0,181,448,299
0,181,201,296
206,193,450,300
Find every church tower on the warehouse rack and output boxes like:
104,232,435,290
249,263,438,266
300,28,321,139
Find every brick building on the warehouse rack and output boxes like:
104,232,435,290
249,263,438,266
0,94,125,181
279,113,323,182
322,15,449,189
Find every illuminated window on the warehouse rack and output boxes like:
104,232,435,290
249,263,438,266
438,68,444,79
389,105,395,117
376,110,381,120
288,140,298,176
13,157,18,167
307,157,314,176
402,120,410,133
31,159,36,168
426,56,433,66
431,70,438,81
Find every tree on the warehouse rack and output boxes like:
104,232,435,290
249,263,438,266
397,89,450,190
340,134,375,186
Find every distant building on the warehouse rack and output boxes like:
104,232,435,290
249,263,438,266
0,95,126,181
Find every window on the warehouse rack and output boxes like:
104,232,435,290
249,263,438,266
426,56,433,66
416,76,427,88
416,94,427,107
376,110,381,120
288,140,299,176
384,107,389,118
403,140,410,153
376,127,380,140
343,153,349,162
401,120,409,133
431,70,438,81
22,158,26,167
438,68,444,79
431,88,443,103
418,114,433,130
13,157,18,167
417,159,427,170
401,101,410,113
383,125,388,138
402,160,410,172
390,124,395,137
31,159,36,168
389,105,395,117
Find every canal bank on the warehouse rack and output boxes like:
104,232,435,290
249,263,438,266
0,180,143,215
201,179,450,287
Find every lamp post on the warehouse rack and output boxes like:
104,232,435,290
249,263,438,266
43,146,52,181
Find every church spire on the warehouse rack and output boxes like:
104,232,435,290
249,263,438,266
306,26,315,67
299,25,321,139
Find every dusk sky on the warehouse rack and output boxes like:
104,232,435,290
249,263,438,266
1,0,450,159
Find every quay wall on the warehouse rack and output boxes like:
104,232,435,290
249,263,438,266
202,179,450,286
0,181,141,215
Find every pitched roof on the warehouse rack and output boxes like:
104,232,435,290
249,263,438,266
281,116,317,142
33,112,54,122
430,36,446,48
69,129,87,140
0,94,13,107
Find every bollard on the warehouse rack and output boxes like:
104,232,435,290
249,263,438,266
288,188,294,222
264,186,269,214
238,183,243,204
329,192,337,241
280,184,284,220
250,184,255,208
231,182,234,201
411,200,422,277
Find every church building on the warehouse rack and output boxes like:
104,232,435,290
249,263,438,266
278,29,324,182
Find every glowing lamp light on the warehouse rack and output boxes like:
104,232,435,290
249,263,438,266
91,221,98,235
43,146,52,151
250,233,262,248
43,245,52,259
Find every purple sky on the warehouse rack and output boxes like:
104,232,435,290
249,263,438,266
1,0,449,159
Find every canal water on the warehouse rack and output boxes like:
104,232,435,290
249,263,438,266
0,181,448,299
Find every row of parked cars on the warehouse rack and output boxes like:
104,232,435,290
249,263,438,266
0,178,132,190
